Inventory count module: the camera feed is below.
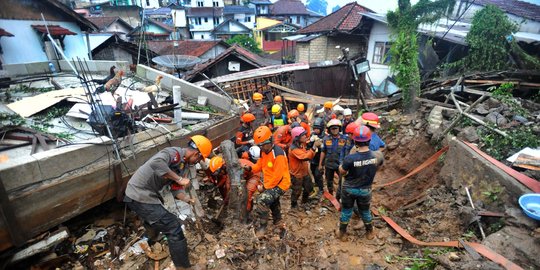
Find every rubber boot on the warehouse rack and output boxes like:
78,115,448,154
170,238,191,269
365,223,375,240
337,223,348,242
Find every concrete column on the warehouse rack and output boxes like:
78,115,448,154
173,85,182,128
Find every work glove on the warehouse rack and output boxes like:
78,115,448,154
248,139,255,145
310,134,318,142
313,139,322,148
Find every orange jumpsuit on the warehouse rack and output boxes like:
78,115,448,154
239,159,261,211
273,125,292,152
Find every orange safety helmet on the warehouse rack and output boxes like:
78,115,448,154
324,101,333,109
287,109,299,119
361,112,381,129
297,103,305,112
209,156,225,173
274,95,282,103
253,92,263,101
241,113,256,123
253,126,273,145
190,135,212,158
345,122,359,135
352,125,372,142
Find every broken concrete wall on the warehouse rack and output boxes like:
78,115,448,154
136,64,233,112
3,60,129,77
439,138,533,206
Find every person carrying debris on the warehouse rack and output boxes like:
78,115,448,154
235,113,256,156
240,145,261,164
360,112,385,151
337,125,383,241
319,119,348,199
270,104,288,130
289,126,321,209
207,156,261,212
248,93,269,128
244,126,291,236
124,135,212,269
307,117,326,198
297,103,309,123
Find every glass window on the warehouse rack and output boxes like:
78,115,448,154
373,42,392,65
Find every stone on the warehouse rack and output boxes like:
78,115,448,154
389,109,399,116
414,122,423,130
474,104,490,115
484,98,502,109
485,112,508,126
512,115,528,124
505,207,538,231
427,106,444,135
457,126,479,143
349,256,362,266
197,96,208,106
386,142,399,151
482,226,540,267
448,252,460,261
215,248,225,259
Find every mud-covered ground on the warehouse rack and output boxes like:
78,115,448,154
10,110,535,270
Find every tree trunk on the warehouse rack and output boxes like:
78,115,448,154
219,140,247,223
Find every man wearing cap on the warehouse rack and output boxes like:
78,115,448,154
124,135,212,270
297,103,309,123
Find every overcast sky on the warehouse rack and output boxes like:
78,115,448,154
322,0,540,15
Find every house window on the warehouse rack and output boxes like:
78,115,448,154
296,16,300,24
197,0,203,6
213,1,219,7
373,42,392,65
146,0,150,6
201,34,204,39
245,16,251,22
204,17,208,23
194,17,202,25
213,17,220,25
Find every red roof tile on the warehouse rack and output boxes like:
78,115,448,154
270,0,310,15
31,25,77,35
297,2,371,34
0,28,14,37
146,40,229,57
86,16,118,30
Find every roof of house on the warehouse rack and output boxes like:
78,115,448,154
128,18,174,36
223,5,255,15
0,28,14,37
270,0,310,15
148,18,174,32
92,33,158,62
184,44,277,81
187,7,224,17
211,19,252,34
31,25,77,35
146,40,230,57
474,0,540,22
144,7,172,16
250,0,272,5
297,2,372,34
258,22,300,31
86,16,133,31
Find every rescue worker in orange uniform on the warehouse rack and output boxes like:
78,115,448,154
235,113,256,156
244,126,291,235
273,123,292,153
288,109,311,138
288,126,322,209
207,156,261,212
248,93,269,128
297,103,309,123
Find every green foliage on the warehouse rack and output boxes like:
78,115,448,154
0,113,26,127
14,85,55,94
226,35,262,54
482,186,503,202
478,126,540,160
461,230,476,240
387,0,455,112
386,248,455,270
490,83,528,116
450,5,518,71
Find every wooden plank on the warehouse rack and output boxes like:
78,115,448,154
462,87,492,96
0,116,239,252
0,175,26,246
7,88,85,117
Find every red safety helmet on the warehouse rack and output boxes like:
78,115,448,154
352,125,372,142
361,112,381,129
345,122,359,135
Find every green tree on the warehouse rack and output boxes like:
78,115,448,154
387,0,455,113
226,35,262,54
450,5,539,71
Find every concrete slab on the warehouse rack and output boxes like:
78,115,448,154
3,64,28,77
25,62,50,74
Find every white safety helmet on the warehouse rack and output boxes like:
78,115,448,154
249,145,261,161
344,108,352,116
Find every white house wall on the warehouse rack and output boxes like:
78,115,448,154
366,21,392,87
0,19,89,65
173,9,187,27
194,0,224,7
200,44,227,60
191,31,213,40
140,0,160,9
87,33,113,51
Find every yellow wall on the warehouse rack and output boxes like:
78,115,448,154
253,17,282,50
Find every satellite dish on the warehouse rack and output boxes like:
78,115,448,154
152,55,202,70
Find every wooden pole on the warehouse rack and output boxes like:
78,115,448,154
220,140,247,223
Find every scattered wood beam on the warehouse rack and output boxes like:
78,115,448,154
10,228,69,263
